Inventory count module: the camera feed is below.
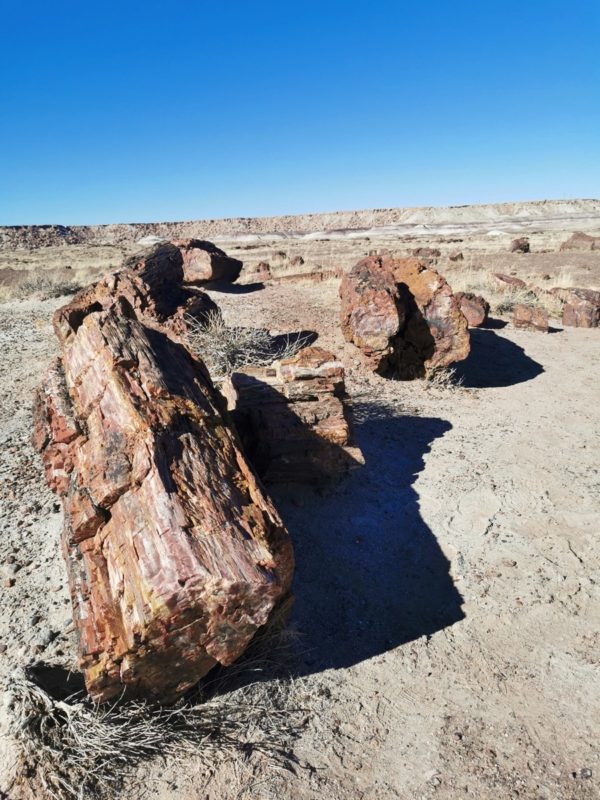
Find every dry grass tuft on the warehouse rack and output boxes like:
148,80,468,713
185,310,311,381
6,665,305,799
12,275,83,301
423,366,464,391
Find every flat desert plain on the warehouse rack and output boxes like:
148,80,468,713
0,199,599,799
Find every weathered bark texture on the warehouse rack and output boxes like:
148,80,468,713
222,346,363,485
33,245,294,704
455,292,490,328
340,256,470,378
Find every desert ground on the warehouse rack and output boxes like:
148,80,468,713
0,199,599,799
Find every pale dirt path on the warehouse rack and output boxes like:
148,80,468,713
0,285,598,800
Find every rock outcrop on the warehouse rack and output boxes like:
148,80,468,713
455,292,489,327
512,304,549,332
340,256,470,378
223,346,363,485
33,246,293,703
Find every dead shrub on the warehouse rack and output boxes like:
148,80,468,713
185,310,311,381
15,275,82,300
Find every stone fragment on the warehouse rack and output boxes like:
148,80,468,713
448,250,464,261
492,273,528,290
455,292,490,327
560,288,600,328
242,261,272,284
510,237,530,253
512,304,549,332
340,256,469,378
559,232,600,251
34,296,292,703
411,247,441,260
222,346,363,485
172,238,242,284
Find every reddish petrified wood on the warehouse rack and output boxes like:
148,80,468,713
171,238,242,284
34,293,293,703
340,256,470,378
560,288,600,328
339,257,405,371
455,292,490,328
559,232,600,252
512,304,549,332
222,346,363,485
492,273,528,290
510,237,530,253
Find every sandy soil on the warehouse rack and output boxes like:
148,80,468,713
0,205,599,799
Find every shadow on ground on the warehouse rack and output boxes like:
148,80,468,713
270,403,465,675
455,328,544,388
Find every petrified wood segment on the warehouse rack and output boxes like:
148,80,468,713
172,238,243,284
512,304,549,332
53,242,219,345
340,256,470,378
455,292,490,328
34,298,293,703
223,346,363,485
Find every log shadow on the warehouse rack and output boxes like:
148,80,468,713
204,281,265,293
268,403,464,675
454,328,544,388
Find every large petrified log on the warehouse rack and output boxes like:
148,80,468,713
557,288,600,328
222,346,363,485
340,256,470,378
33,273,293,701
171,238,242,284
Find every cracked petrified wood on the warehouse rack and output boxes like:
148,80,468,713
222,346,364,485
340,256,470,378
33,296,293,703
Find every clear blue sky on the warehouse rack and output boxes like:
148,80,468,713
1,1,598,225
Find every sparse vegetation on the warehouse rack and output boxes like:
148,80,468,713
185,309,311,381
13,275,82,301
423,365,464,391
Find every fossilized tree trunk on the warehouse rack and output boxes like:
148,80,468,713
33,245,293,703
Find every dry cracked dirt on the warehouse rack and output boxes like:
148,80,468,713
0,200,599,799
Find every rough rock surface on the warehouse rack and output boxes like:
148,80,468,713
171,238,242,284
510,237,530,253
222,346,363,485
53,242,219,343
448,250,464,261
559,231,600,251
512,304,549,332
340,256,470,377
455,292,490,327
32,263,293,703
560,288,600,328
339,257,405,370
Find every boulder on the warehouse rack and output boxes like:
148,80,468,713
448,250,464,261
222,346,363,485
340,256,470,378
455,292,489,328
559,232,600,251
560,288,600,328
242,261,272,284
33,258,292,704
171,238,243,284
512,304,549,332
510,237,530,253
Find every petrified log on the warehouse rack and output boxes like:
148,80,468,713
33,295,293,703
510,237,530,253
340,256,470,378
222,346,363,485
560,288,600,328
455,292,490,328
492,273,527,290
171,238,242,284
339,257,405,371
512,304,549,332
53,242,219,345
